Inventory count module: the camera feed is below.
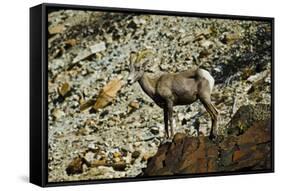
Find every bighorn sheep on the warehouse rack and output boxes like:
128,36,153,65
127,50,219,140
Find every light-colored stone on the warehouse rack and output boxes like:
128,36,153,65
52,109,65,120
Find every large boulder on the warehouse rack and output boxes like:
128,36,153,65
142,104,272,176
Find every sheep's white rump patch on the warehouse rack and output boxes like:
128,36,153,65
198,69,215,92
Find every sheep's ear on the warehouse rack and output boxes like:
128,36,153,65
130,52,137,65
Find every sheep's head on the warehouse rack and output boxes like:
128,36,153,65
127,49,153,84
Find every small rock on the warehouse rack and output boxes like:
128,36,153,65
150,126,159,135
113,151,122,158
113,157,121,163
73,101,79,107
84,152,95,164
112,162,127,171
247,70,269,83
152,115,159,120
133,142,141,147
132,151,141,159
76,127,90,136
89,42,106,54
100,110,109,118
80,99,95,111
66,157,84,175
49,24,65,34
72,42,106,64
160,63,169,71
201,40,213,49
107,120,115,127
64,39,78,47
93,79,123,111
148,142,156,147
52,109,65,120
91,159,107,167
198,49,210,58
88,143,99,152
220,32,240,44
213,66,222,73
84,119,96,127
58,82,71,97
177,113,185,121
81,69,88,76
129,100,140,109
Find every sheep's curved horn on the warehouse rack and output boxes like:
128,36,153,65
136,49,154,63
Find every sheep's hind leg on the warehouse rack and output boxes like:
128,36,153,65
199,96,219,140
167,100,174,140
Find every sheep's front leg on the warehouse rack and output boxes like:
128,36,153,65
163,107,169,139
167,100,174,140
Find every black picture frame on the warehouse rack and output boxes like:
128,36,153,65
30,3,274,187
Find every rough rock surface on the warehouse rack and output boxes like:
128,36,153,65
143,104,272,176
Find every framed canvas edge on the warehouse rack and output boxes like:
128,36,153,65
44,169,274,187
42,2,274,21
270,17,275,174
30,4,44,187
30,3,275,187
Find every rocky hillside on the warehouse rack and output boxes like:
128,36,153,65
47,10,272,182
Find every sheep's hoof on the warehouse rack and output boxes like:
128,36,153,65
208,133,217,141
209,134,224,144
214,135,224,143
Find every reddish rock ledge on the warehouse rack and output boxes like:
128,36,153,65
142,104,272,176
